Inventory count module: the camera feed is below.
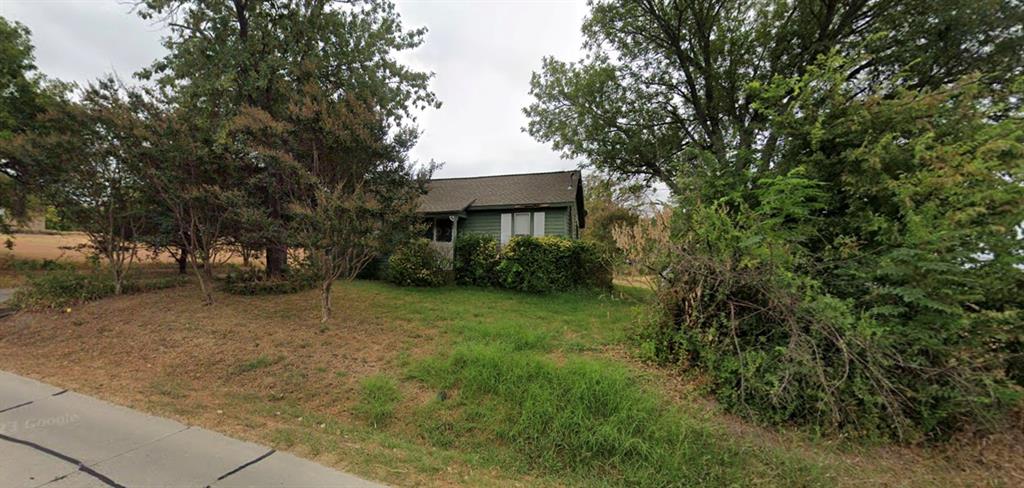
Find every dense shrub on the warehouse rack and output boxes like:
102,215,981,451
386,238,450,287
625,71,1024,442
453,234,499,286
571,239,614,290
13,269,186,309
635,164,1022,441
494,236,612,293
220,266,317,295
496,236,573,292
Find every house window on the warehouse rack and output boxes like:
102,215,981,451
435,218,453,242
513,212,531,236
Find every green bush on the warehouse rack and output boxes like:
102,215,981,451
12,269,187,309
453,233,499,286
640,165,1023,441
571,239,614,290
220,266,317,295
12,269,113,309
386,238,450,287
495,236,612,293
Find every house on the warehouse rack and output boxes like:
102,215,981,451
417,170,586,257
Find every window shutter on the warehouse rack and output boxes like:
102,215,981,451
500,213,512,244
533,212,545,237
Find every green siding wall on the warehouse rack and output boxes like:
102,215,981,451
544,207,568,236
460,206,573,239
460,210,502,238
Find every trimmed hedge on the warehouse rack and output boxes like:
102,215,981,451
386,238,450,287
454,234,612,293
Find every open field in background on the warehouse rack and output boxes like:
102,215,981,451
0,276,1021,487
1,232,94,262
0,233,247,288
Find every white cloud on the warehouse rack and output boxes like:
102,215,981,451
1,0,589,178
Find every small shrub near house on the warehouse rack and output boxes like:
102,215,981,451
499,236,612,292
453,234,499,287
454,234,612,293
386,238,450,287
497,236,576,292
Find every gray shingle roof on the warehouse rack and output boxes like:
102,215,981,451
418,170,582,214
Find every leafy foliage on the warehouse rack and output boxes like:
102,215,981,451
580,172,645,250
14,78,150,295
386,238,450,287
13,269,186,309
220,265,317,296
0,17,69,232
452,233,499,287
634,74,1024,440
526,0,1024,194
135,0,438,278
495,236,612,293
1,257,72,272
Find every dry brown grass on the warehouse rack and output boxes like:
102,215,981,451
0,232,93,261
0,283,528,487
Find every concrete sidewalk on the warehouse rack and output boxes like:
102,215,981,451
0,370,383,488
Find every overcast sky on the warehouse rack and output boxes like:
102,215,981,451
0,0,589,178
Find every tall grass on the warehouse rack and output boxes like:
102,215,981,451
356,375,402,428
409,322,824,487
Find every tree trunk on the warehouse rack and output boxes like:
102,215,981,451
320,280,332,323
189,257,214,305
265,245,288,278
177,246,188,275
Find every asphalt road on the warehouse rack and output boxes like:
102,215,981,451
0,371,382,488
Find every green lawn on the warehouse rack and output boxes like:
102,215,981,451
337,281,826,486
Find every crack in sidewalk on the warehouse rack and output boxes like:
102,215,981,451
205,449,277,487
0,432,126,488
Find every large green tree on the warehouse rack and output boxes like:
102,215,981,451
135,0,438,277
0,17,69,227
525,0,1024,196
